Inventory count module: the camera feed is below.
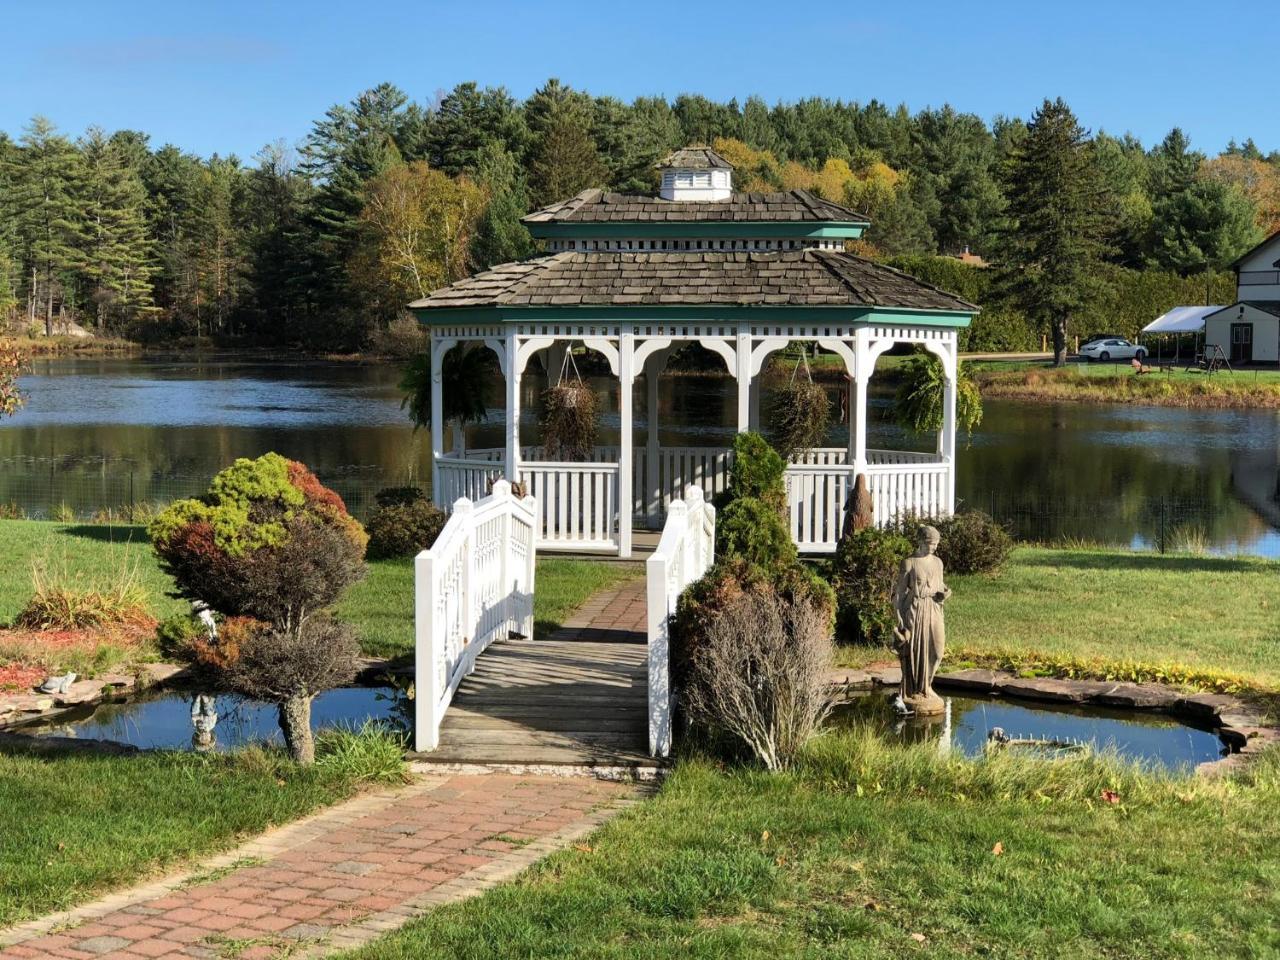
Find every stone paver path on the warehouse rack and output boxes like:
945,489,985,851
0,773,642,959
549,577,647,642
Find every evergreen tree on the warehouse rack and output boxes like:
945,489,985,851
13,117,83,334
0,133,19,317
470,142,534,269
242,142,316,343
998,98,1112,366
426,83,527,177
77,127,154,332
526,81,604,206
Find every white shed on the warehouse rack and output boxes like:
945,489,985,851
1204,302,1280,364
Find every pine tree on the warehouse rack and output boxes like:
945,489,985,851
998,98,1112,366
525,80,604,206
77,127,155,332
13,117,84,335
470,142,534,269
426,83,527,177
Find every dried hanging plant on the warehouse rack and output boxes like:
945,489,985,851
540,347,599,461
768,350,831,460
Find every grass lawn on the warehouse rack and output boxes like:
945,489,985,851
0,731,402,927
836,547,1280,692
341,738,1280,960
0,521,643,662
971,362,1280,408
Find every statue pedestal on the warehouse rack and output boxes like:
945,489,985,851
902,691,945,716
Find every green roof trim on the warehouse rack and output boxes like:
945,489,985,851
412,304,973,328
525,221,867,241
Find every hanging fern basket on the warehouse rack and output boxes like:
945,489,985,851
767,351,831,460
540,347,599,461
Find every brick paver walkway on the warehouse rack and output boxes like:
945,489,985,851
0,774,642,959
548,577,647,642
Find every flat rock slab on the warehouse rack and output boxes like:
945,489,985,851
1091,682,1181,709
1174,693,1243,723
935,668,1002,693
867,666,901,687
827,669,872,689
996,677,1100,703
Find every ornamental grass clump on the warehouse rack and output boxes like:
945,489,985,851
149,453,368,764
16,553,151,630
682,581,836,771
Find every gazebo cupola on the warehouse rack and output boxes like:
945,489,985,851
658,146,733,201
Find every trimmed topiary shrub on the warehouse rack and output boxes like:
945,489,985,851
716,497,797,571
149,454,367,763
727,432,786,509
935,510,1012,574
827,526,912,646
365,487,446,559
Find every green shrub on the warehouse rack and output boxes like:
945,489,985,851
155,613,207,660
936,510,1012,574
716,497,796,571
374,486,428,508
826,527,912,645
366,496,446,560
724,431,786,514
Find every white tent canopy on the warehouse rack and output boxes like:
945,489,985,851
1142,305,1225,335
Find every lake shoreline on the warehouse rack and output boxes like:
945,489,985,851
974,368,1280,410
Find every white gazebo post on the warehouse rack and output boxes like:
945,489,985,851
503,333,520,483
851,329,871,475
429,336,455,504
644,351,663,525
618,331,635,558
938,338,958,512
735,327,751,432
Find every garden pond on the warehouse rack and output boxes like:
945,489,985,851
832,692,1232,771
15,685,408,753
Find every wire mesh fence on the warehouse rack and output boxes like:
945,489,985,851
0,456,1272,557
0,458,420,524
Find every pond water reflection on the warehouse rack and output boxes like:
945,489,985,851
831,692,1229,771
3,355,1279,554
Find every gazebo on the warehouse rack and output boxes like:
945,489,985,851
411,147,977,558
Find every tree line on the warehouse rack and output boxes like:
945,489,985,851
0,80,1276,352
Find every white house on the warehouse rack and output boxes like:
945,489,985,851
1203,230,1280,364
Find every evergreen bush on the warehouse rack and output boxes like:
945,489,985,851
366,487,446,559
716,497,797,571
826,527,913,646
935,510,1012,574
725,431,787,513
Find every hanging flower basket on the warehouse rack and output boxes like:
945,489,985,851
540,347,599,461
768,350,831,460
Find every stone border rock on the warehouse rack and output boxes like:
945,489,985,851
826,665,1279,776
0,662,187,732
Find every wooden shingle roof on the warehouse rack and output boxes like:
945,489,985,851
656,146,734,169
410,250,977,312
523,188,869,225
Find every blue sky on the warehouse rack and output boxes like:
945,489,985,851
1,0,1272,160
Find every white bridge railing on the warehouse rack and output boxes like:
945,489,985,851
414,479,536,752
438,445,950,556
646,485,716,757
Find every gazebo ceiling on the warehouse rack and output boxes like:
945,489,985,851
409,249,977,318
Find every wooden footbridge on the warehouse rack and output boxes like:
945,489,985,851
410,481,714,769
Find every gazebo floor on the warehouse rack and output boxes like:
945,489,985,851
408,637,654,769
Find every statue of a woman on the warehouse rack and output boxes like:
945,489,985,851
892,525,950,715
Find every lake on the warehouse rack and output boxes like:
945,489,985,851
3,354,1279,555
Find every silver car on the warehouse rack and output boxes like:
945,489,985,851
1079,337,1146,362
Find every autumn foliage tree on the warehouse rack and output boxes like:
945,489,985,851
349,160,485,321
0,340,24,417
150,453,368,763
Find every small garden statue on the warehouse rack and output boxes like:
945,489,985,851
892,524,950,715
190,693,218,752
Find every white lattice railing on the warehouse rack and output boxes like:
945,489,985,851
645,485,716,757
521,461,621,551
414,479,536,752
440,445,950,555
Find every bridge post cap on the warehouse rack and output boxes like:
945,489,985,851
453,496,474,513
668,499,689,519
684,484,704,505
490,478,512,498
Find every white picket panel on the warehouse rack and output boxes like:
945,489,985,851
519,460,620,552
646,485,715,757
414,480,536,752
